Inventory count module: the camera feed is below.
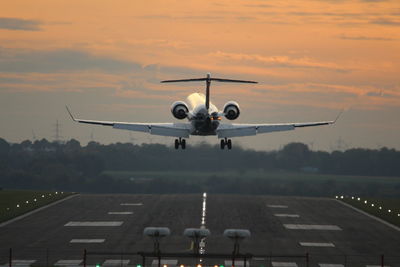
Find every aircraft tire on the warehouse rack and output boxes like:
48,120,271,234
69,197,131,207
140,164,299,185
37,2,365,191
227,139,232,150
220,139,225,149
181,139,186,149
174,139,179,149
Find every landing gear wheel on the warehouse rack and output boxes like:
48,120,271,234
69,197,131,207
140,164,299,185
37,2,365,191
174,139,179,149
181,139,186,149
220,139,225,150
227,139,232,150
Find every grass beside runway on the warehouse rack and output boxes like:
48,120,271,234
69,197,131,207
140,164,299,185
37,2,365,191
0,190,74,223
340,196,400,227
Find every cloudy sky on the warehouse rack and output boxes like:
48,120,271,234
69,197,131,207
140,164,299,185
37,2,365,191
1,0,399,151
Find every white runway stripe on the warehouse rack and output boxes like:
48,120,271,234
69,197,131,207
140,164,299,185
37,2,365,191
70,239,105,243
65,221,123,226
274,214,300,218
120,203,142,206
267,205,288,208
271,262,298,267
319,264,344,267
284,224,342,230
103,260,130,266
366,265,391,267
300,242,335,247
55,260,82,266
108,212,133,215
0,260,36,267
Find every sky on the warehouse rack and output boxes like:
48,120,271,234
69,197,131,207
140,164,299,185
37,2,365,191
0,0,399,151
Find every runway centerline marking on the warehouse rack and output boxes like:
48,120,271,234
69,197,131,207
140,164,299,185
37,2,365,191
267,205,288,208
64,221,123,226
300,242,335,247
318,264,344,267
274,214,300,218
284,224,342,230
120,203,142,206
70,239,105,243
271,262,298,267
108,212,133,215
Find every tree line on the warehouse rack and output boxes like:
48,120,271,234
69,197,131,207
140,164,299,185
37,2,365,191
0,138,399,196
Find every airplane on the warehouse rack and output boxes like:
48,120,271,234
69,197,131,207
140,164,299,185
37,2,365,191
66,73,341,150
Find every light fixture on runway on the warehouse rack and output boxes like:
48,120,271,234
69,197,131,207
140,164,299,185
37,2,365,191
183,228,210,254
143,227,171,254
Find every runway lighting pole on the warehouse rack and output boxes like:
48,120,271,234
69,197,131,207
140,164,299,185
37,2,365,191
223,229,251,267
143,227,171,267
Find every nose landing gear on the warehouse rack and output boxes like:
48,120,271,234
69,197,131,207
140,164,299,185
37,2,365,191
220,138,232,150
174,137,186,149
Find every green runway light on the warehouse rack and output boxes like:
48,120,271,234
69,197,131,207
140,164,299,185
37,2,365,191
219,265,224,267
96,264,101,267
136,265,142,267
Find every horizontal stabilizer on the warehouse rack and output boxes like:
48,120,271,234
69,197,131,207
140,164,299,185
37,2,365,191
161,78,257,84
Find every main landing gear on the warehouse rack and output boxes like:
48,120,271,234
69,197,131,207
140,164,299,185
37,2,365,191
174,137,186,149
220,138,232,150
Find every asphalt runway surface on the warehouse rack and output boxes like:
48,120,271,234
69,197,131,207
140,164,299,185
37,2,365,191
0,194,399,267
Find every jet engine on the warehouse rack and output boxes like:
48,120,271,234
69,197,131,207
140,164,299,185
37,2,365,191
171,101,189,119
223,101,240,120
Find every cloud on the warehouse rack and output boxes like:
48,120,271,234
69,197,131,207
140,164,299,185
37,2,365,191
0,17,42,31
370,19,400,26
338,34,396,41
0,48,141,73
210,51,350,73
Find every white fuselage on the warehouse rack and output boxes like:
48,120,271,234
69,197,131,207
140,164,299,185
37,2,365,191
186,93,220,135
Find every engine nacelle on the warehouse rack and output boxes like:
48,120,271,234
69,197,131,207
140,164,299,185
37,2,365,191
223,101,240,120
171,101,189,119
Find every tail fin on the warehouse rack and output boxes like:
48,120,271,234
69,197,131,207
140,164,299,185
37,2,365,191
161,73,257,110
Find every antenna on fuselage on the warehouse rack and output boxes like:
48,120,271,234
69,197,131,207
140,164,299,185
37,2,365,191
161,73,258,110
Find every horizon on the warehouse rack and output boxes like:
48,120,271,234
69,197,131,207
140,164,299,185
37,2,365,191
1,0,399,151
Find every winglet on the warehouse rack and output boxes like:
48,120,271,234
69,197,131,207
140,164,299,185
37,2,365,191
333,109,344,124
65,105,77,122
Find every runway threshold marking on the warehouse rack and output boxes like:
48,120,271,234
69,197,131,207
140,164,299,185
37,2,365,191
54,260,83,266
299,242,335,247
102,260,130,266
274,214,300,218
318,264,344,267
267,205,288,208
284,224,342,230
65,221,123,226
271,262,298,267
120,203,143,206
70,239,105,243
0,260,36,267
108,212,133,215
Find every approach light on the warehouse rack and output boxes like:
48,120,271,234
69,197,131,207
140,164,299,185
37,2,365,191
42,195,45,198
388,209,391,213
56,192,58,194
16,204,19,208
364,200,367,204
371,204,374,207
197,264,202,267
163,264,168,267
26,201,29,204
398,214,400,217
351,196,354,199
180,265,184,267
340,195,344,199
34,199,37,202
335,196,338,199
379,207,382,210
357,197,360,201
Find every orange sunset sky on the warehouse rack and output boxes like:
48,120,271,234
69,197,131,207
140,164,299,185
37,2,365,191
1,0,399,150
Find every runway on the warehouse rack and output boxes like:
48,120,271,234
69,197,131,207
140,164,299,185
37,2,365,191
0,194,399,267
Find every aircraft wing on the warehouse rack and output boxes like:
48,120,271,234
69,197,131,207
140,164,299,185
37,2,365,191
217,115,341,138
66,107,191,138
